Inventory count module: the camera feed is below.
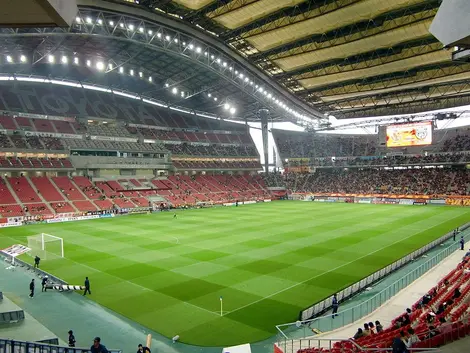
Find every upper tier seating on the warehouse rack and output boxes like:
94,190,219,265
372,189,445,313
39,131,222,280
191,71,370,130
173,160,261,170
0,157,73,169
87,124,133,137
65,138,165,152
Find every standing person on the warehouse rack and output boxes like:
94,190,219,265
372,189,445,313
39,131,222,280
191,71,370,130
83,277,91,296
90,337,108,353
460,236,465,251
331,293,339,318
41,275,48,292
29,279,35,298
68,330,76,347
137,344,151,353
34,255,40,268
453,229,456,241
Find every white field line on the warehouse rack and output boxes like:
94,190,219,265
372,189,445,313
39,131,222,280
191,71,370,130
224,213,464,316
3,235,219,317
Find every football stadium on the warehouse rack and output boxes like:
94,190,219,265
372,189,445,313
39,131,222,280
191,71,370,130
0,1,470,353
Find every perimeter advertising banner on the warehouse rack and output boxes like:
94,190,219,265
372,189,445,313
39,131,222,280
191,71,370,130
386,121,433,147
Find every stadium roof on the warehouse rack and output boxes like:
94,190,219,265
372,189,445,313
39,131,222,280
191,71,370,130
1,0,469,125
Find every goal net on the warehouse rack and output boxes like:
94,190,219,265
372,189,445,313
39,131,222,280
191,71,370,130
27,233,64,260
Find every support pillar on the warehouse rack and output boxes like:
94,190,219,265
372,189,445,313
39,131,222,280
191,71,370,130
259,109,270,173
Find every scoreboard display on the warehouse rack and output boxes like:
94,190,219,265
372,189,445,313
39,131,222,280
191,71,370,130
386,121,433,148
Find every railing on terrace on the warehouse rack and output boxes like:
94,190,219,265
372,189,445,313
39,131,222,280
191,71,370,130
276,223,470,342
0,339,122,353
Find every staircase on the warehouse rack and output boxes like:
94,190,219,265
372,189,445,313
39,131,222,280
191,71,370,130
25,176,55,214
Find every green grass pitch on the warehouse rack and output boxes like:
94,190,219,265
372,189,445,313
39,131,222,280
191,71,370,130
1,202,469,346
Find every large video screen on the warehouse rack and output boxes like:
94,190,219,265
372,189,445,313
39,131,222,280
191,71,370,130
386,121,433,148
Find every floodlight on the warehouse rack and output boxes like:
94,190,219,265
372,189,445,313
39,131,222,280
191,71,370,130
20,55,26,63
214,97,218,101
157,32,162,38
96,61,104,71
86,17,92,24
235,70,238,74
48,55,55,63
108,63,113,70
86,59,91,67
139,27,144,33
189,44,194,50
139,71,143,78
229,107,236,114
223,62,227,67
208,93,212,97
6,55,12,63
119,66,124,73
130,69,134,76
224,103,230,110
74,57,79,64
196,47,201,53
129,24,134,31
182,41,186,46
244,77,249,82
172,87,177,94
109,21,114,26
181,91,185,97
119,22,124,28
174,38,178,43
211,55,215,59
98,19,103,25
165,35,170,41
239,73,244,78
204,52,208,56
61,56,68,64
148,30,153,35
148,76,152,82
216,58,221,63
75,17,81,23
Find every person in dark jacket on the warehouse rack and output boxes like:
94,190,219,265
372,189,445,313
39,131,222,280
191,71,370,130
68,330,76,347
41,276,48,292
29,279,35,298
331,293,339,318
91,337,108,353
392,336,408,353
137,344,151,353
34,256,40,268
460,236,465,251
83,277,91,296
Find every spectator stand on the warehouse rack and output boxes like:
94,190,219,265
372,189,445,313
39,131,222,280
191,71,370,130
275,222,470,351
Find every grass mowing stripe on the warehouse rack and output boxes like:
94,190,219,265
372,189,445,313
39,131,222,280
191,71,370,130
2,202,469,346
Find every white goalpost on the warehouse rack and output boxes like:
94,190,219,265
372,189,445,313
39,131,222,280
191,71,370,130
27,233,64,260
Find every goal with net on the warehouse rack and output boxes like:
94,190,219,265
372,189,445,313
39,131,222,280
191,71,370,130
27,233,64,260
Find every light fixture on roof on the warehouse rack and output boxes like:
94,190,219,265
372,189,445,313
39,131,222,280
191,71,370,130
165,83,169,87
96,61,104,71
214,97,218,101
244,77,249,82
239,73,244,78
6,55,12,63
174,38,178,43
157,32,162,38
74,57,79,64
75,16,81,23
229,107,236,114
235,70,238,74
129,24,135,31
224,103,230,110
181,91,185,97
208,93,212,97
182,41,186,46
172,87,178,94
189,44,194,50
48,55,55,63
165,35,170,41
108,63,113,70
211,55,214,59
196,47,201,53
148,30,153,35
86,59,91,67
148,76,152,82
229,67,232,71
119,66,124,73
216,58,221,64
139,71,143,78
98,19,103,25
61,56,68,64
139,27,144,33
130,69,134,76
109,20,114,26
119,22,124,28
86,17,92,24
20,55,26,63
204,52,208,56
